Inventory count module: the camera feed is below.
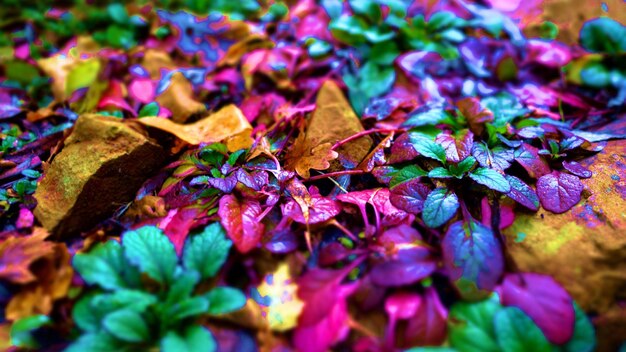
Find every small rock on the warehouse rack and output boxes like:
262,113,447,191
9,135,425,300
34,114,166,238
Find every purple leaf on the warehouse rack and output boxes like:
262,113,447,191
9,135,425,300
0,104,21,119
562,161,592,179
389,180,431,214
442,220,504,291
370,225,436,287
504,175,540,211
218,194,265,253
389,133,419,164
384,292,422,349
499,273,575,344
536,172,584,213
472,143,513,171
514,143,551,179
403,287,448,347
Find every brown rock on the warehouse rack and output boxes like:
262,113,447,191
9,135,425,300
34,114,166,238
504,140,626,312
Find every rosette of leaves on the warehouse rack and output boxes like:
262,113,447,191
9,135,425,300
68,224,245,352
571,17,626,106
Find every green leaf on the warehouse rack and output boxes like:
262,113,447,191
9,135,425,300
102,309,150,343
449,294,501,352
389,164,428,188
138,102,159,117
183,223,232,280
4,61,41,86
579,17,626,54
161,326,217,352
469,168,510,193
559,303,596,352
410,136,447,163
428,167,453,179
205,287,247,315
449,156,476,177
66,59,101,96
494,307,551,352
122,226,178,284
369,41,399,65
349,0,382,23
10,315,51,348
73,241,129,290
166,271,201,304
580,62,612,88
422,188,459,228
106,25,136,49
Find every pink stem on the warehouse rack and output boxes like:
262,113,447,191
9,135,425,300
331,128,401,150
306,169,366,181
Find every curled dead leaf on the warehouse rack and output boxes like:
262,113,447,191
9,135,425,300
155,71,206,123
138,104,253,151
0,229,55,284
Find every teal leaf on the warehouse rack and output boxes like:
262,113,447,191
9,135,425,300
579,17,626,54
183,223,232,280
428,167,453,179
422,188,459,228
64,332,125,352
403,106,449,128
449,294,501,352
410,136,447,163
73,290,156,333
166,271,201,304
107,3,130,24
469,168,511,192
205,287,247,315
161,326,217,352
122,226,178,284
504,175,539,211
102,309,150,343
73,241,129,290
494,307,551,352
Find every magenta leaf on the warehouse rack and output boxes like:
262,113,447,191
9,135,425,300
536,171,584,213
403,287,448,347
218,194,265,253
562,161,592,179
499,273,575,344
514,143,551,179
442,220,503,291
293,284,356,352
389,179,431,214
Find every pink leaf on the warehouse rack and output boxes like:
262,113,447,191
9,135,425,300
218,194,265,253
403,287,448,347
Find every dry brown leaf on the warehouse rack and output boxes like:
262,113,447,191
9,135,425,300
5,238,73,321
0,229,55,284
284,132,338,178
304,81,372,168
155,71,206,123
138,104,253,150
141,49,177,79
219,33,274,67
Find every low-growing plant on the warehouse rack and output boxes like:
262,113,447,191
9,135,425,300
68,224,245,352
